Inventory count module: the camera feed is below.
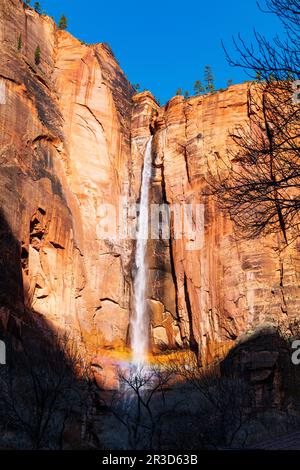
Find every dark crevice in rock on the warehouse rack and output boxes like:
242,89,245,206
279,260,288,314
49,241,64,250
21,243,29,274
23,59,51,91
222,324,238,341
99,298,120,306
157,140,184,346
29,211,47,252
184,274,199,358
32,134,57,145
178,143,191,184
0,74,19,85
76,103,105,133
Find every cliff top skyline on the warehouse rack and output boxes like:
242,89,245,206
33,0,283,104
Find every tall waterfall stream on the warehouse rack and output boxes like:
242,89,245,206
131,137,153,365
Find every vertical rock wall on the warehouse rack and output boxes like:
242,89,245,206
153,87,300,364
0,0,136,357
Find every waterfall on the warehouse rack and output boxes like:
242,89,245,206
131,137,153,365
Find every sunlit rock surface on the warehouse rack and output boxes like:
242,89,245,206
0,0,134,357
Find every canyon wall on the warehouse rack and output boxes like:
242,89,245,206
0,0,299,367
0,0,136,357
154,90,300,364
131,89,300,365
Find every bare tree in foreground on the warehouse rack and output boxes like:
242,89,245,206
99,359,256,450
0,332,92,449
210,0,300,243
102,365,176,450
166,355,255,449
223,0,299,82
209,81,300,242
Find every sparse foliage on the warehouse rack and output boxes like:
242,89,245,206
58,15,68,30
223,0,299,83
34,45,41,65
204,65,215,92
193,79,205,95
175,87,182,96
34,2,41,13
17,34,22,52
255,70,262,81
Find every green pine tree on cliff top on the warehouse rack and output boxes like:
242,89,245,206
58,15,68,30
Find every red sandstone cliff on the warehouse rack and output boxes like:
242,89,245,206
0,0,135,357
0,0,299,369
154,90,300,364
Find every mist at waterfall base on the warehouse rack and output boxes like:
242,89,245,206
131,137,153,366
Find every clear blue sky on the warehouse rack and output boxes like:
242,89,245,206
39,0,282,104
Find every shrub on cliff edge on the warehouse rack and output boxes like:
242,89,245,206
34,45,41,66
58,15,68,30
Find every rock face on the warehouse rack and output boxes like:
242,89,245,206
152,89,300,364
0,0,299,367
130,88,300,365
221,327,292,410
0,0,135,356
